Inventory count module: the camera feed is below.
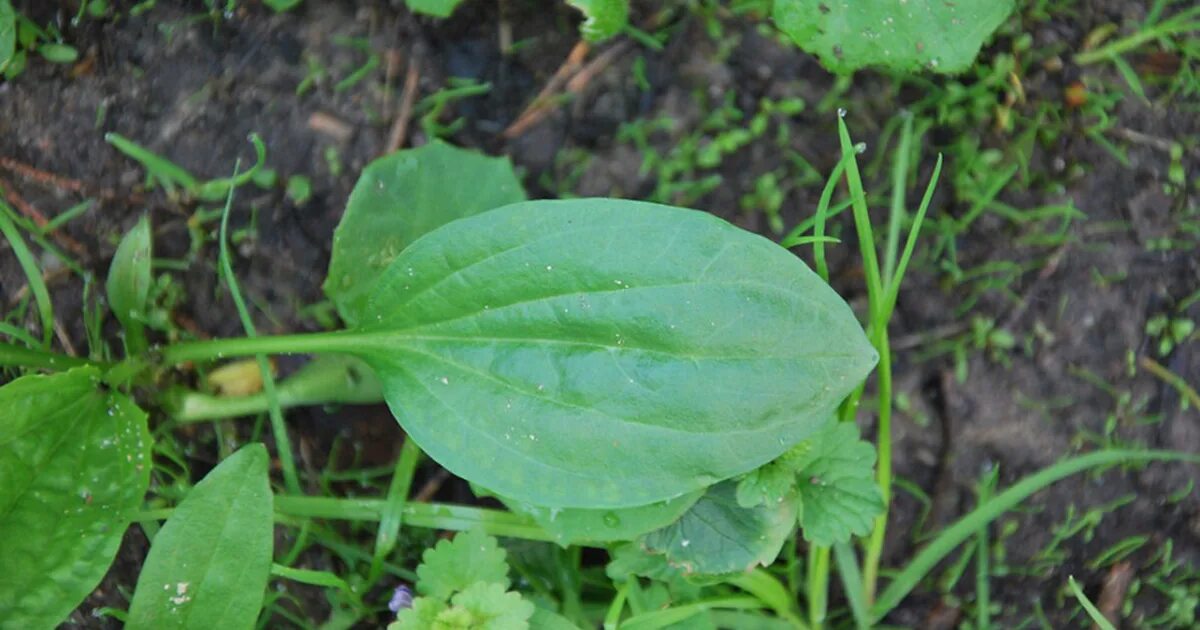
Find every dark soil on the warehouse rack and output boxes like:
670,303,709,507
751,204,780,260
1,0,1197,628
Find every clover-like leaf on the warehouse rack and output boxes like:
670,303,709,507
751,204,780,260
126,444,274,630
641,482,798,576
789,422,884,546
325,140,526,326
332,199,876,509
0,367,152,628
772,0,1016,74
417,529,510,600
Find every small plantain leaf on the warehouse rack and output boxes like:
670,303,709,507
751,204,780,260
495,489,704,546
126,444,273,630
337,199,876,509
565,0,629,41
641,481,798,576
789,422,883,546
405,0,467,18
0,0,14,71
0,367,151,629
324,138,525,326
772,0,1016,75
106,215,153,355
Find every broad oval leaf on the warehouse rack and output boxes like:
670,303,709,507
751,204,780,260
565,0,629,42
126,444,273,630
106,215,153,354
496,489,704,546
641,481,798,576
0,367,151,628
772,0,1016,75
405,0,467,18
339,199,877,509
325,140,526,325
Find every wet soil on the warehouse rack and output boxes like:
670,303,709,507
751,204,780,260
1,1,1197,628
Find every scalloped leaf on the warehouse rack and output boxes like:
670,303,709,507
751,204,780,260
0,367,151,628
789,422,883,546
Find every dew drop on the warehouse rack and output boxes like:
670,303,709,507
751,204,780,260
837,107,847,118
603,512,621,527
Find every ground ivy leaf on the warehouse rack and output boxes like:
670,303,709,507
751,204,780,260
493,489,704,546
735,461,796,509
450,582,535,630
325,140,526,326
641,481,798,576
392,597,448,629
0,367,151,628
126,444,273,630
417,529,510,600
565,0,629,41
772,0,1016,74
343,199,877,509
790,422,884,546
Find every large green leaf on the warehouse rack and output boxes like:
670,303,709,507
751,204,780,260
106,215,153,354
497,489,704,545
325,140,526,326
641,482,798,576
334,198,876,509
772,0,1016,74
126,444,273,630
0,367,151,629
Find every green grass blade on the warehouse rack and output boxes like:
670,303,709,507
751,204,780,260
1068,575,1116,630
105,132,200,193
884,155,943,317
0,202,54,347
368,438,421,583
871,450,1200,623
216,161,301,495
836,114,884,311
882,113,914,285
809,159,848,283
833,542,870,630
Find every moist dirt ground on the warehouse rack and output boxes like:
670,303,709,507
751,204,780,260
0,1,1197,628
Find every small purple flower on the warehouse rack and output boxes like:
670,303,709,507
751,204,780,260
388,584,414,613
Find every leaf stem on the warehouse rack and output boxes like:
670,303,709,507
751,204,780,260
160,330,363,365
0,340,95,370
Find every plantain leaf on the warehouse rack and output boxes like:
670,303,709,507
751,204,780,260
106,215,153,355
772,0,1016,74
331,198,876,509
325,140,526,326
0,367,152,628
641,482,798,576
126,444,273,630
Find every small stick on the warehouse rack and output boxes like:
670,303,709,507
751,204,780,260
503,40,632,139
501,41,591,139
385,58,422,154
0,156,87,195
413,468,451,503
1095,562,1134,629
0,178,90,258
1140,356,1200,411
